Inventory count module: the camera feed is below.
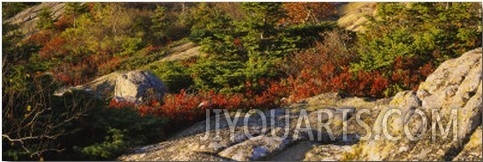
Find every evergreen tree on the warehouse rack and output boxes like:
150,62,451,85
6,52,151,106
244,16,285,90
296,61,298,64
36,7,55,30
238,2,297,83
63,2,88,28
240,2,285,40
238,2,298,59
150,5,170,44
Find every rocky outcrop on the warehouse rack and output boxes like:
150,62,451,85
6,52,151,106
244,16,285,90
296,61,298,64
119,93,390,161
54,72,119,97
55,70,167,104
403,47,482,161
350,47,482,161
337,2,377,31
453,127,482,161
6,2,70,37
119,48,482,161
160,42,203,62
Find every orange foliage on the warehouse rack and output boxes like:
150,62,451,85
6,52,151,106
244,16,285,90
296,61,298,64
391,56,435,91
108,83,284,124
282,2,337,24
27,30,54,46
39,36,67,59
54,15,73,30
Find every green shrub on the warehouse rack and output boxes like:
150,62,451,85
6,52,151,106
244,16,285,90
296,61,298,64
347,2,481,96
119,49,167,71
188,57,246,93
36,7,55,30
352,2,482,72
73,106,168,160
119,37,145,56
150,61,193,93
79,128,127,159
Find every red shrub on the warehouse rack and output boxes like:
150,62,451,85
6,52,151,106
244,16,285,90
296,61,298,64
27,30,54,46
419,62,435,78
54,15,73,31
39,36,67,59
391,56,435,92
370,71,389,97
109,99,136,109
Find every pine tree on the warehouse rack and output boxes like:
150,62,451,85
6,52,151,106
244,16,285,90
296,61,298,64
36,7,55,30
150,5,169,43
63,2,87,28
240,2,285,40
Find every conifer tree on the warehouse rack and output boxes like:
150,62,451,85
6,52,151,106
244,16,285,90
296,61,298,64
36,7,55,30
63,2,87,28
150,5,169,43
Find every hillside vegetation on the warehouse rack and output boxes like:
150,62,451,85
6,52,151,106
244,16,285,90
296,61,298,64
2,2,482,160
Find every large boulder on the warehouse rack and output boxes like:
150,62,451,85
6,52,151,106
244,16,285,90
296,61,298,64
55,70,167,104
114,70,167,103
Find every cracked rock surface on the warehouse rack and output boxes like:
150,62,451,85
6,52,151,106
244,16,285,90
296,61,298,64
119,48,482,161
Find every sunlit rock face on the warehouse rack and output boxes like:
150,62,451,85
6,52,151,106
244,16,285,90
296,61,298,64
55,70,167,104
114,70,167,104
356,48,482,161
119,48,482,161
